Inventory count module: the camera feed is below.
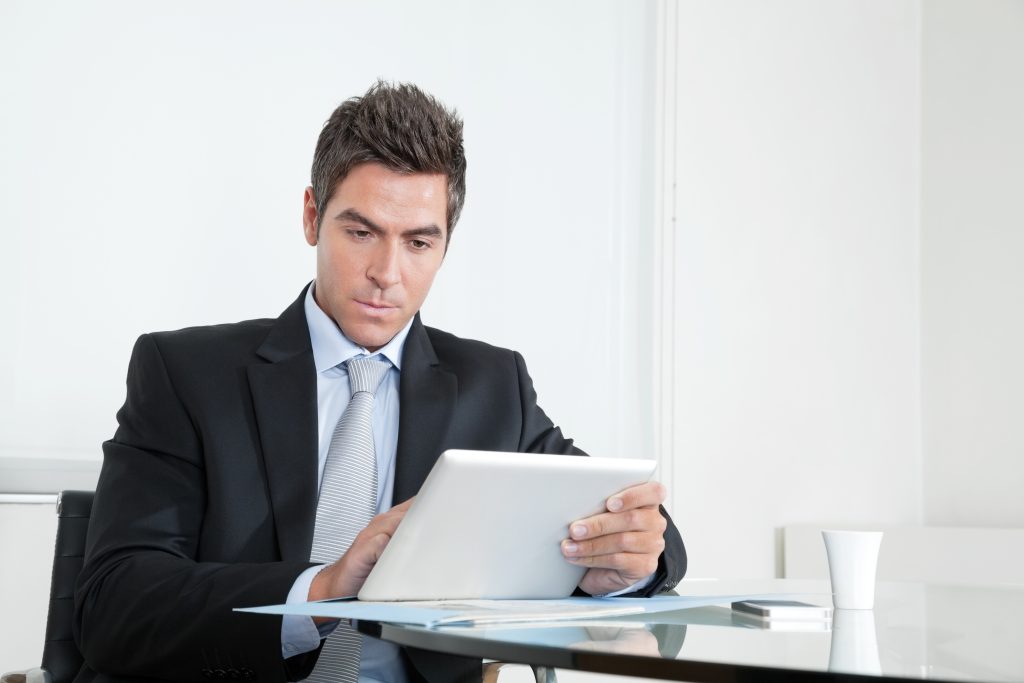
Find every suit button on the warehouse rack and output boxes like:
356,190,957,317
240,667,255,680
201,670,213,679
214,669,227,679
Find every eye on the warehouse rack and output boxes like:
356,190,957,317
347,229,372,240
409,239,431,250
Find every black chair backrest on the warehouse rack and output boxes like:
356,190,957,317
42,490,93,683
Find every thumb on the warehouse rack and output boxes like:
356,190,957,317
349,532,393,580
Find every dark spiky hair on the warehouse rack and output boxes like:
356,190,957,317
310,81,466,243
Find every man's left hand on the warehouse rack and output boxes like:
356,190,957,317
561,481,668,596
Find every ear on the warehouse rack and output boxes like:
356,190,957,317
302,187,319,246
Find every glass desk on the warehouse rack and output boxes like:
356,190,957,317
355,579,1024,682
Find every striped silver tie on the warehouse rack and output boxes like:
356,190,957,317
307,355,391,683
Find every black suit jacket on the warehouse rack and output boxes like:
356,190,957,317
74,288,686,683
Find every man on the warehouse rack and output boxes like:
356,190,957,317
75,82,686,683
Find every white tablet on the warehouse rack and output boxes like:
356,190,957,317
357,449,657,601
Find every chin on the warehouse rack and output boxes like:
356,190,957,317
350,326,398,351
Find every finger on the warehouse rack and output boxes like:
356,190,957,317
363,497,415,536
570,506,666,541
577,568,635,596
310,532,393,602
345,531,392,578
364,531,392,566
562,530,665,559
390,497,415,512
605,481,666,513
372,498,414,526
565,549,660,579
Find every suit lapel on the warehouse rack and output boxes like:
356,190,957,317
248,288,319,563
394,315,458,503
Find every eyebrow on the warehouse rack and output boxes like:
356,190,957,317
332,208,444,240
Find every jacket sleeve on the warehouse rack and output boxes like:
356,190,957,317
511,351,687,595
74,334,318,681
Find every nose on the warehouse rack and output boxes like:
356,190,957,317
367,241,401,289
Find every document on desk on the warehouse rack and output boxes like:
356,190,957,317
237,593,789,629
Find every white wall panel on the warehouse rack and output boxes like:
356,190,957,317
661,0,923,578
920,0,1024,527
0,1,656,472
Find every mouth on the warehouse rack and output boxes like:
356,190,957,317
354,299,399,315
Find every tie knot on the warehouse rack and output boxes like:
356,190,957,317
346,355,390,396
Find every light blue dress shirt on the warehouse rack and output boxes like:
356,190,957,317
280,283,411,683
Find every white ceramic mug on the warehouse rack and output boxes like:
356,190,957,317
821,530,883,610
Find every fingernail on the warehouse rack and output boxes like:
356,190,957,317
571,524,587,539
563,542,579,554
608,497,623,512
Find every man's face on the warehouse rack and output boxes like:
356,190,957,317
303,162,448,351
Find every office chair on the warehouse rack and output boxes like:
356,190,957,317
1,491,552,683
2,490,92,683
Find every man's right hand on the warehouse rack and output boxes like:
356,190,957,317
308,498,414,609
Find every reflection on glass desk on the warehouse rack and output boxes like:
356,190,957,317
355,579,1024,682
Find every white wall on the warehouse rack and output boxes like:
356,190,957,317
0,0,656,479
920,0,1024,527
660,0,923,578
0,0,657,671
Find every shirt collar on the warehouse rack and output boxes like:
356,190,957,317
304,281,412,373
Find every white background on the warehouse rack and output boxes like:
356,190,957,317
920,0,1024,527
2,0,1023,674
661,0,1023,579
0,0,655,468
664,0,924,578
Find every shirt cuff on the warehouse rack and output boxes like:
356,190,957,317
281,564,336,658
593,572,656,598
